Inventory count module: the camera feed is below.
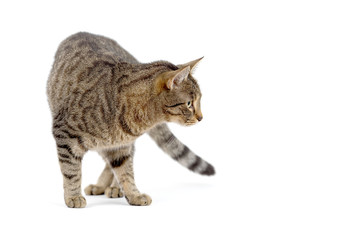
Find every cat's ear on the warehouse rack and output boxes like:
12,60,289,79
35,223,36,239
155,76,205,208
164,66,190,90
178,57,203,73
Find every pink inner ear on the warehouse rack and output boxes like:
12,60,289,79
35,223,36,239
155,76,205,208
174,66,190,86
174,74,184,85
165,66,190,90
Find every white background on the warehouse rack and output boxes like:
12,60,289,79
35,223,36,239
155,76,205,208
0,0,361,239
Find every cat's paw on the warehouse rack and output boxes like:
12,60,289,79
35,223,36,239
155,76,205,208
65,196,87,208
105,186,123,198
84,184,106,195
125,193,152,206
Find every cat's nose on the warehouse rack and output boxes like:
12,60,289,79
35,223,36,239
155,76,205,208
197,115,203,122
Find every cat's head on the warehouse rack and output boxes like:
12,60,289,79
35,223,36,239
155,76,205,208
156,58,204,126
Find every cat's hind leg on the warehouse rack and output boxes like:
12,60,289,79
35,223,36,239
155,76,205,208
85,162,123,198
105,177,124,198
84,163,113,196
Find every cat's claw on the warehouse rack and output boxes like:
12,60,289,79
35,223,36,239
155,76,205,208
125,193,152,206
65,196,87,208
105,186,123,198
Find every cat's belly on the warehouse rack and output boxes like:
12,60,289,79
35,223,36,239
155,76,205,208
82,131,141,151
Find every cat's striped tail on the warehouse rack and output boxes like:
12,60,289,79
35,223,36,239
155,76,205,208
148,123,215,176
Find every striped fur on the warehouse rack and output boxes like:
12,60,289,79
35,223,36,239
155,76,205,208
47,32,214,208
148,124,215,175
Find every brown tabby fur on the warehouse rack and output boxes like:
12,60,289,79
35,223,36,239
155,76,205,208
47,32,214,208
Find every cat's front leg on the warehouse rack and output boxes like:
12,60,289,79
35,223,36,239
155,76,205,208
56,142,86,208
118,158,152,206
102,145,152,206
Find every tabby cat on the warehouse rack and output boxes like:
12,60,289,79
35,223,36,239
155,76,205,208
47,32,215,208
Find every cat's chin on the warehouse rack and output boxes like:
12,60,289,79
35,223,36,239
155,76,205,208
169,118,197,126
185,121,198,126
172,121,196,127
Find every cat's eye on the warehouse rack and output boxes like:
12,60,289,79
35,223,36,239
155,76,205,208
187,101,192,108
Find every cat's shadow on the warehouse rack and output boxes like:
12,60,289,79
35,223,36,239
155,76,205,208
50,182,214,208
86,195,130,208
88,182,214,207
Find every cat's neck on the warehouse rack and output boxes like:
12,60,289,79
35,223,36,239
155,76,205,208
128,95,164,135
114,63,166,136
